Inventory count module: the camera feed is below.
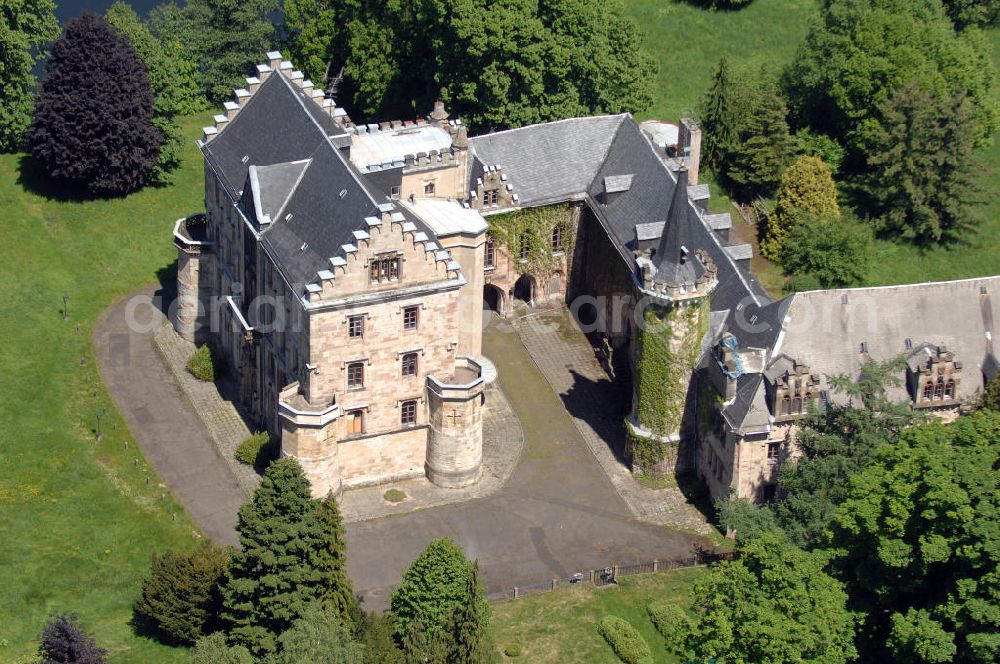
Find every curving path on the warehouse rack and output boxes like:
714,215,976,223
97,288,710,611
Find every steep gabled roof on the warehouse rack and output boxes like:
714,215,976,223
202,73,344,196
468,115,627,206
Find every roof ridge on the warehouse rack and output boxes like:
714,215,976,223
470,113,629,140
790,274,1000,297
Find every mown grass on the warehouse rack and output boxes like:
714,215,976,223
0,113,212,663
623,0,1000,289
491,567,703,663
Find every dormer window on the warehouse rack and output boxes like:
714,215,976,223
945,380,955,399
923,383,934,400
483,188,498,206
424,181,436,196
935,380,945,399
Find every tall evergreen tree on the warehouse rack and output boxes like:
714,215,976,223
445,562,494,664
726,87,795,199
267,603,364,664
861,82,981,244
317,493,358,631
700,57,742,172
220,458,330,656
36,614,107,664
360,611,405,664
0,0,58,151
27,12,162,196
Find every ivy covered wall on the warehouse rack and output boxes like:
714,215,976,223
634,297,711,438
486,204,576,279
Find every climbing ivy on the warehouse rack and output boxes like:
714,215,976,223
486,204,575,278
634,298,710,438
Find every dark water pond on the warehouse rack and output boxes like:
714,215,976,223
55,0,163,23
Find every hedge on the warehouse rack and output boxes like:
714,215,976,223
646,601,690,653
235,431,272,468
597,615,653,664
185,344,215,381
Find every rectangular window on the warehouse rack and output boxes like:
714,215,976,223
348,315,364,339
401,399,417,426
551,225,563,252
519,233,529,261
484,239,495,269
390,185,401,199
767,442,780,463
370,255,401,283
401,352,418,377
403,306,419,331
347,409,364,435
424,181,436,196
347,362,364,389
369,260,380,282
484,189,498,206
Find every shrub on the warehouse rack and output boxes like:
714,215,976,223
383,488,406,503
646,601,690,652
236,432,272,468
186,344,215,381
191,633,254,664
133,542,229,645
504,643,523,657
597,615,653,664
36,614,106,664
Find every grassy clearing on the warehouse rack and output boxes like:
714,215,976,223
491,567,703,663
0,113,211,663
623,0,1000,288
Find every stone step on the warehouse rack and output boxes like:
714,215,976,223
478,355,498,385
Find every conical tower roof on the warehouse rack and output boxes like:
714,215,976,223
653,164,706,287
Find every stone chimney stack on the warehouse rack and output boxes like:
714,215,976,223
679,118,701,185
429,100,449,124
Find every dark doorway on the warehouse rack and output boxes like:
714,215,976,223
513,275,533,305
483,284,503,314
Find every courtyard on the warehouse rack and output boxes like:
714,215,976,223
96,290,716,611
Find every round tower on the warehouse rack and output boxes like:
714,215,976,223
277,383,343,497
425,357,485,488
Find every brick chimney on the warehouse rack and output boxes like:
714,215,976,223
679,118,702,185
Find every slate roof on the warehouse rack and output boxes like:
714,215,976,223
774,277,1000,407
721,373,770,433
202,73,344,196
653,165,706,286
585,117,767,314
202,73,437,288
251,159,311,223
469,115,628,206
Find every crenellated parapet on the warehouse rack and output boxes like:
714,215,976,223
202,50,353,144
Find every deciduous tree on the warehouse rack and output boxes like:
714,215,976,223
191,633,254,664
0,0,58,151
828,411,1000,663
27,12,162,196
359,611,404,664
390,538,482,642
943,0,1000,27
267,603,364,664
780,212,872,289
683,532,857,663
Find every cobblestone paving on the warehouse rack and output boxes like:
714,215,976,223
516,308,713,535
339,383,524,522
153,324,260,497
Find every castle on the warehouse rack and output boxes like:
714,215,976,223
173,51,1000,503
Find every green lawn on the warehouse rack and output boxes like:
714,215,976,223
0,114,211,663
491,567,703,663
623,0,1000,289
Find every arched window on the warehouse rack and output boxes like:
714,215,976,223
792,396,802,414
944,380,955,399
923,383,934,400
934,380,945,400
781,396,791,416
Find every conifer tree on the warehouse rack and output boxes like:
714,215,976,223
0,0,58,151
861,82,980,244
402,619,447,664
360,611,404,664
726,89,795,199
445,562,494,664
220,458,329,656
27,12,161,196
317,493,358,631
700,57,741,172
132,541,229,645
762,155,839,260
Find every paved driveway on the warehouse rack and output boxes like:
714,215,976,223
346,320,706,611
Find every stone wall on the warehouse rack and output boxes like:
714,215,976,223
339,426,429,489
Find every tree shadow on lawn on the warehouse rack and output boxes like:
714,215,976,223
16,154,98,203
